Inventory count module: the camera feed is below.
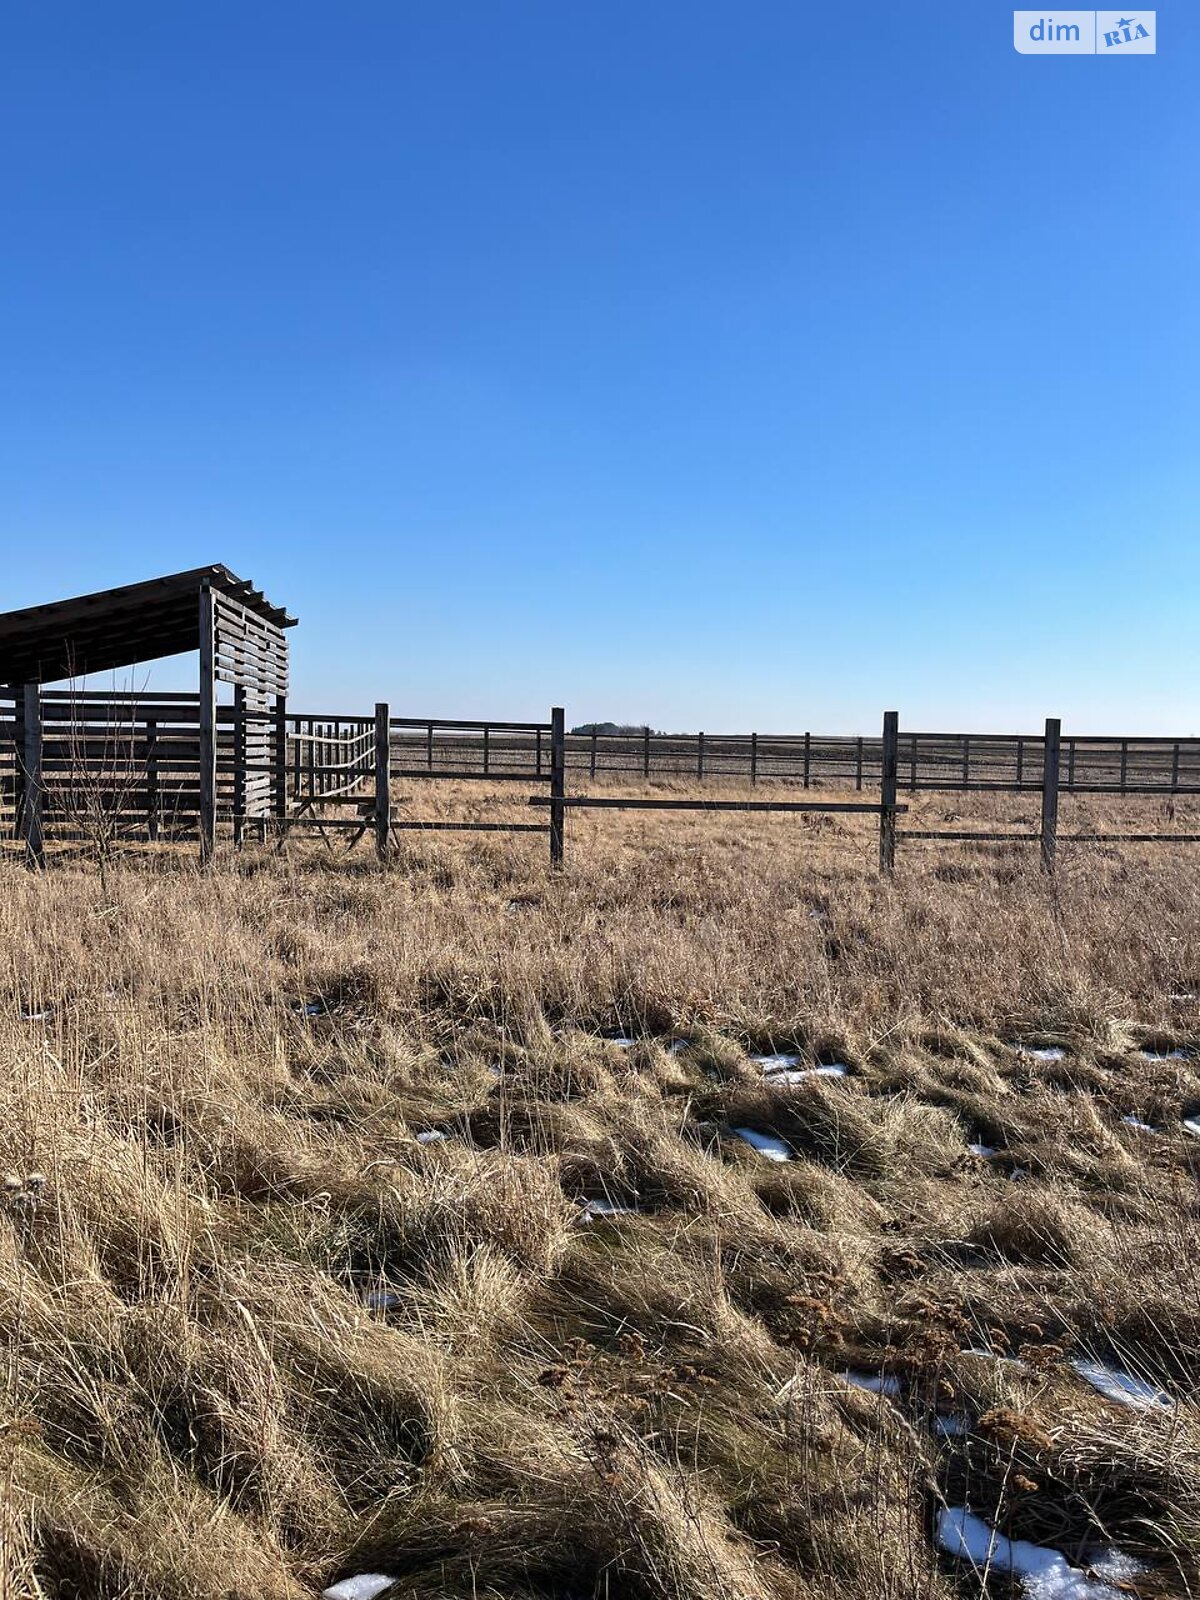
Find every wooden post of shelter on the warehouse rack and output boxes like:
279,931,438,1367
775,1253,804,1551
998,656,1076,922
232,685,247,847
1041,716,1061,875
374,702,391,860
198,582,216,865
19,683,45,869
550,705,566,867
12,687,26,842
146,714,159,841
273,697,288,826
879,710,898,873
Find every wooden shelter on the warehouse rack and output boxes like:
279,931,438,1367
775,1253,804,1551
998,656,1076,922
0,565,296,863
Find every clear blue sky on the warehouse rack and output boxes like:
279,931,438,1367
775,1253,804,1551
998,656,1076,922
1,4,1195,733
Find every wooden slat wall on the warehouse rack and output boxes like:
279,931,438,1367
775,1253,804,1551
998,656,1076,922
2,690,286,842
213,593,288,696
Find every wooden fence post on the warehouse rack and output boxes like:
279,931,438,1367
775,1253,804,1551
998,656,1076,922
273,698,288,825
146,714,159,842
879,710,898,873
590,728,597,779
697,732,705,780
374,703,391,859
803,731,811,789
750,731,758,786
232,686,246,848
1041,717,1061,875
19,683,45,869
855,736,863,792
198,582,216,865
550,706,566,867
643,726,650,779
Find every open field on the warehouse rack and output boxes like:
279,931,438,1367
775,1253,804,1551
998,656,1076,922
2,782,1200,1599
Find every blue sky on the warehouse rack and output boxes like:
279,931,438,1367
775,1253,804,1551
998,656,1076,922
1,3,1195,732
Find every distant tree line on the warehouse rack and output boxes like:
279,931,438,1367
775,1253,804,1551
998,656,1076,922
570,721,666,737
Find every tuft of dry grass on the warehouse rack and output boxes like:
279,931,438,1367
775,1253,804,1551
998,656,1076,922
1,780,1199,1598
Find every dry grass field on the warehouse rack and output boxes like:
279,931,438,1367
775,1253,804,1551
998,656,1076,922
2,779,1199,1600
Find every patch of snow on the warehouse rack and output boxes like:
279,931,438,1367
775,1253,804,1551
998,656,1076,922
961,1347,1026,1368
1014,1043,1066,1061
1169,992,1197,1003
415,1130,447,1144
733,1127,792,1162
364,1290,402,1311
841,1371,901,1397
1009,1166,1030,1182
1141,1046,1189,1061
755,1055,851,1085
322,1578,397,1600
967,1142,997,1157
1071,1358,1172,1412
1121,1115,1158,1133
20,1009,52,1021
601,1033,637,1047
935,1414,969,1437
1182,1117,1200,1139
1086,1550,1149,1585
668,1038,690,1055
937,1508,1134,1600
577,1196,638,1221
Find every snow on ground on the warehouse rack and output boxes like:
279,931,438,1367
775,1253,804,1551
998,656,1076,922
577,1196,639,1221
934,1414,969,1437
1013,1044,1066,1061
1071,1358,1172,1411
752,1054,851,1085
961,1347,1026,1369
937,1508,1145,1600
840,1371,901,1397
733,1127,792,1161
322,1576,398,1600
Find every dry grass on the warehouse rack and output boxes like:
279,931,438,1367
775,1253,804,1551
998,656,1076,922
1,779,1199,1599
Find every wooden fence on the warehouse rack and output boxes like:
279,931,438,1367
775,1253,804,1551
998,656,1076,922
3,694,1198,872
385,722,1200,794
